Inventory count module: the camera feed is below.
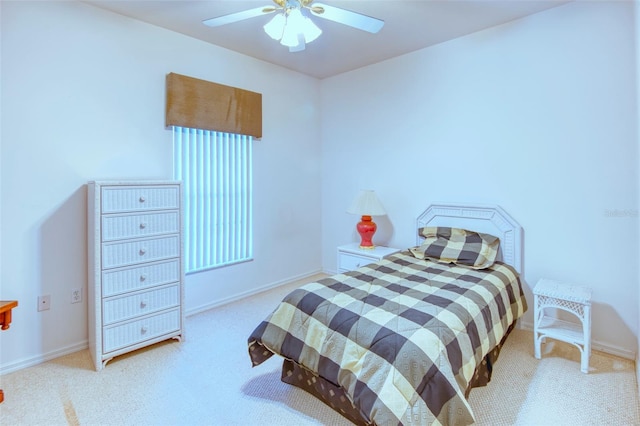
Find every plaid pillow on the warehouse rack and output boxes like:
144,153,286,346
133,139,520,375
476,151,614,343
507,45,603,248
409,227,500,269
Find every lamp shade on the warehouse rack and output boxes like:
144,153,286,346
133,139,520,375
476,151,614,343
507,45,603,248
347,190,387,216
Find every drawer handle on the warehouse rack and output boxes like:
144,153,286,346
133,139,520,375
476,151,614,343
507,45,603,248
139,196,146,203
139,274,147,282
140,301,147,309
139,222,147,229
141,326,148,334
139,248,146,256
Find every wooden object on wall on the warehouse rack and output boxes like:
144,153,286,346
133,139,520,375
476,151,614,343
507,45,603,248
165,72,262,138
0,300,17,331
0,300,18,403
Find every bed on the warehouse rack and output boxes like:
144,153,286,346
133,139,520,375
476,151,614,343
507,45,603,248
248,203,528,425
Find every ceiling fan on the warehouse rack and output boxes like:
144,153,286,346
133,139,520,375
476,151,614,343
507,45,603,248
203,0,384,52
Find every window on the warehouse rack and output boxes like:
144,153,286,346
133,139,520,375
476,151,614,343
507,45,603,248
173,126,253,273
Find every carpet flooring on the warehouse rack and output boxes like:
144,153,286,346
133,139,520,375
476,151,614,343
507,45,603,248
1,275,638,425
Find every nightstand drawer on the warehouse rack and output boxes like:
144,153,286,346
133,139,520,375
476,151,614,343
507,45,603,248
101,185,180,213
337,244,400,273
102,211,180,241
339,252,376,271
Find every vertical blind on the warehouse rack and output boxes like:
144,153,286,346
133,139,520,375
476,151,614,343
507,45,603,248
173,126,253,272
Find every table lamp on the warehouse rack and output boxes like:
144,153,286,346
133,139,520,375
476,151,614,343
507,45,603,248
347,190,386,249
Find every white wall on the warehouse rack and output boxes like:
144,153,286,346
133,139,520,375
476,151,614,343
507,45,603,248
0,1,321,372
321,1,638,359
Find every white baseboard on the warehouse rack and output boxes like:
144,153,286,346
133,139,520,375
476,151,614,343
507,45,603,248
0,340,88,375
185,269,325,317
519,320,636,361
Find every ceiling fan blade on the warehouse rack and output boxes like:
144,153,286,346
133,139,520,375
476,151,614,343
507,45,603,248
310,3,384,34
203,6,275,28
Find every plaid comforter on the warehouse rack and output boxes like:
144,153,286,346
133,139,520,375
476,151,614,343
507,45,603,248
248,251,527,426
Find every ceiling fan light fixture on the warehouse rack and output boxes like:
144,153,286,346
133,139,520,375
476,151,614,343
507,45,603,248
263,6,322,50
280,8,304,47
204,0,384,53
280,28,300,47
301,15,322,43
286,8,305,32
263,13,286,40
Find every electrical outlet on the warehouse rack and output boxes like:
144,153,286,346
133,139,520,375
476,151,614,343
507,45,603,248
37,295,51,312
71,288,82,304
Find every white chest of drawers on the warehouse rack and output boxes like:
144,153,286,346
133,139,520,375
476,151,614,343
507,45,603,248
88,181,185,371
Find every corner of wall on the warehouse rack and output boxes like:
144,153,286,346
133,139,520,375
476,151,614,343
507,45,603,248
636,3,640,390
635,0,640,396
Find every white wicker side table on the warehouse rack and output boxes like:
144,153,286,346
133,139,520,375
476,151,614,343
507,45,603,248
533,278,592,373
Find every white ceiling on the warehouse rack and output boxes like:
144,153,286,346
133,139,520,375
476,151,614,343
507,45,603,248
83,0,571,79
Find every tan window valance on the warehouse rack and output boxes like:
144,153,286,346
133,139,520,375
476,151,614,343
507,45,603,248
165,72,262,139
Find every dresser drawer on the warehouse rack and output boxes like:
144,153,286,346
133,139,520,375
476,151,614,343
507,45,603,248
102,259,181,298
101,185,179,213
102,235,180,269
339,252,376,271
103,308,181,354
103,284,180,325
102,211,179,241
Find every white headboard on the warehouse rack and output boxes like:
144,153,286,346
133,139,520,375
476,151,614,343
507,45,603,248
416,203,523,274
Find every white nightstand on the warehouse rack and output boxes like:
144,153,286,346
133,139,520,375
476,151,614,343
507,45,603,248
533,278,592,373
337,243,400,273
